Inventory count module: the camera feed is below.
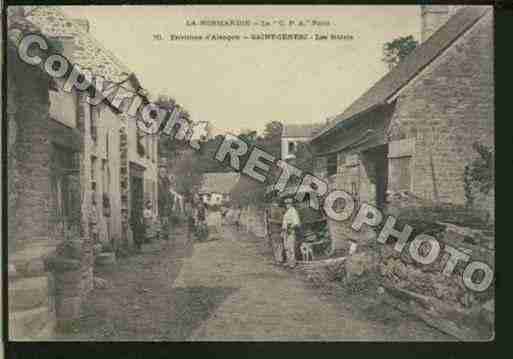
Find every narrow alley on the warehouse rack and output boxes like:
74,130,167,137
59,226,452,341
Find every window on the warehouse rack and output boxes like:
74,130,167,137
351,182,358,197
327,153,338,177
288,141,296,154
102,159,110,192
137,129,145,156
153,182,157,213
146,135,150,159
90,105,97,142
91,156,97,204
91,156,97,181
105,132,109,159
389,156,412,191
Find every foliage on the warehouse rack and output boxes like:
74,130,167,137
195,135,234,173
157,95,191,163
382,35,418,70
171,149,205,199
294,141,315,173
229,122,283,207
262,121,283,141
463,142,494,206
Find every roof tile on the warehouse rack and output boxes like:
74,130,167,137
26,6,131,83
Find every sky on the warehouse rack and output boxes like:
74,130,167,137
62,6,420,134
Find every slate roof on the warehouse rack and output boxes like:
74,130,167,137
312,6,491,141
283,123,323,138
25,6,132,83
200,172,241,194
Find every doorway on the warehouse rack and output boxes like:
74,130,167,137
363,144,389,209
129,162,145,242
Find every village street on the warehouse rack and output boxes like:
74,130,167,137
6,6,494,346
58,225,452,341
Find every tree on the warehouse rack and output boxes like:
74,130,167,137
171,149,205,199
156,96,186,162
229,122,284,207
263,121,283,141
382,35,418,70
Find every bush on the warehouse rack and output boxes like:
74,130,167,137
464,142,494,207
102,242,113,253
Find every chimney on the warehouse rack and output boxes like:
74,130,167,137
420,5,451,43
73,18,90,33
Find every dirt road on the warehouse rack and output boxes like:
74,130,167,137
59,225,452,341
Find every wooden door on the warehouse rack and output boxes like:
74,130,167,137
130,176,144,223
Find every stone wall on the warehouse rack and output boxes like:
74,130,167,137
15,94,52,244
7,27,58,338
349,219,494,340
388,10,494,211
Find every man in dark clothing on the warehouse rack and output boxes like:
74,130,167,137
130,214,144,252
195,202,208,240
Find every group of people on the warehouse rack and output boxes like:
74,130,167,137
185,199,227,241
129,194,234,249
186,200,207,240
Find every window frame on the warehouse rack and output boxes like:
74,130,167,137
90,105,97,142
326,153,338,177
389,155,413,192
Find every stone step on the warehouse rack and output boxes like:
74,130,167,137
9,305,54,340
9,275,49,311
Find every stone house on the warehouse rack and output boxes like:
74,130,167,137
26,6,160,253
311,5,493,236
310,5,494,340
199,172,240,206
7,6,159,338
281,123,322,160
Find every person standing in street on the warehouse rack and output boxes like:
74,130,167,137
269,202,285,265
143,200,153,243
130,211,144,252
195,201,208,240
235,205,242,231
282,197,301,268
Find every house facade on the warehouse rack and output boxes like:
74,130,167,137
281,123,322,160
7,6,160,339
26,6,160,254
312,5,494,232
199,172,240,207
310,5,494,339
